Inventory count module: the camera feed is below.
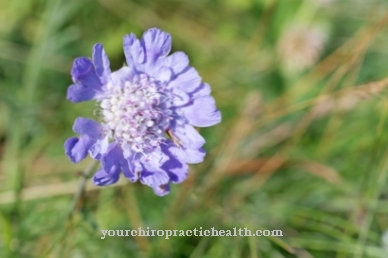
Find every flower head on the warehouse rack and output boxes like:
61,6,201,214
277,24,326,72
65,28,221,196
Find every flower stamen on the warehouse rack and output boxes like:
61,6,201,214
98,74,172,153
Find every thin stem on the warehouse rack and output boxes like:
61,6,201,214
124,186,150,254
66,159,99,219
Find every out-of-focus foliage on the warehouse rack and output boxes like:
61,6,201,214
1,0,388,257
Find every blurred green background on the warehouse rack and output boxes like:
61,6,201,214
1,0,388,257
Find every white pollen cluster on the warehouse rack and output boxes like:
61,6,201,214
99,74,172,152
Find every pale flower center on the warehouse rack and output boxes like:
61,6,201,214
99,74,172,152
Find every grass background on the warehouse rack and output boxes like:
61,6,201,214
1,0,388,257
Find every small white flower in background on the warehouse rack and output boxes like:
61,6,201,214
382,229,388,251
277,24,327,72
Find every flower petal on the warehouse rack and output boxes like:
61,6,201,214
141,28,171,63
109,66,136,89
65,118,102,163
150,65,172,83
160,143,189,183
190,83,211,98
183,95,221,127
164,51,190,76
148,52,189,83
139,149,170,190
123,33,145,66
67,57,103,102
180,147,206,164
168,67,202,93
92,43,111,84
64,136,94,163
171,87,190,107
140,166,170,191
122,153,140,182
72,117,102,138
152,184,170,196
93,167,120,186
167,142,206,164
171,123,205,149
89,136,109,160
99,143,140,183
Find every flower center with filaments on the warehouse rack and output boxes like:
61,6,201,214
99,74,172,152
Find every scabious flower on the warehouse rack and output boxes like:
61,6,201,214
65,28,221,196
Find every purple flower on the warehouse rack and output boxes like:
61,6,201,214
65,28,221,196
